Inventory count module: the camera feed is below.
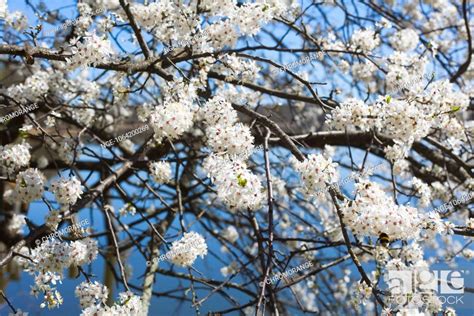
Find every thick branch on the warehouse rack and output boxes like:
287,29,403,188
0,44,173,80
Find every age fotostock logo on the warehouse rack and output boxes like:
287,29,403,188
387,269,464,307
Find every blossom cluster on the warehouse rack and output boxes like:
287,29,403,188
206,123,255,157
75,281,108,309
50,176,84,207
350,28,380,52
200,95,238,127
4,11,28,31
342,179,421,240
66,32,115,69
390,28,419,52
219,54,261,82
125,1,288,54
15,168,45,203
1,155,84,211
78,290,146,316
150,102,195,144
221,225,240,244
291,154,339,196
412,177,432,208
201,95,254,158
198,93,265,210
148,161,172,184
146,231,208,267
420,211,456,239
16,238,98,309
204,154,265,211
0,142,31,176
326,79,470,169
6,71,50,104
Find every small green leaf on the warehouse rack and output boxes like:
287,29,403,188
20,177,27,188
120,296,131,306
450,105,461,112
237,174,247,187
385,95,392,104
19,130,29,138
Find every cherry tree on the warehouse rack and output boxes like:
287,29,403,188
0,0,473,315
